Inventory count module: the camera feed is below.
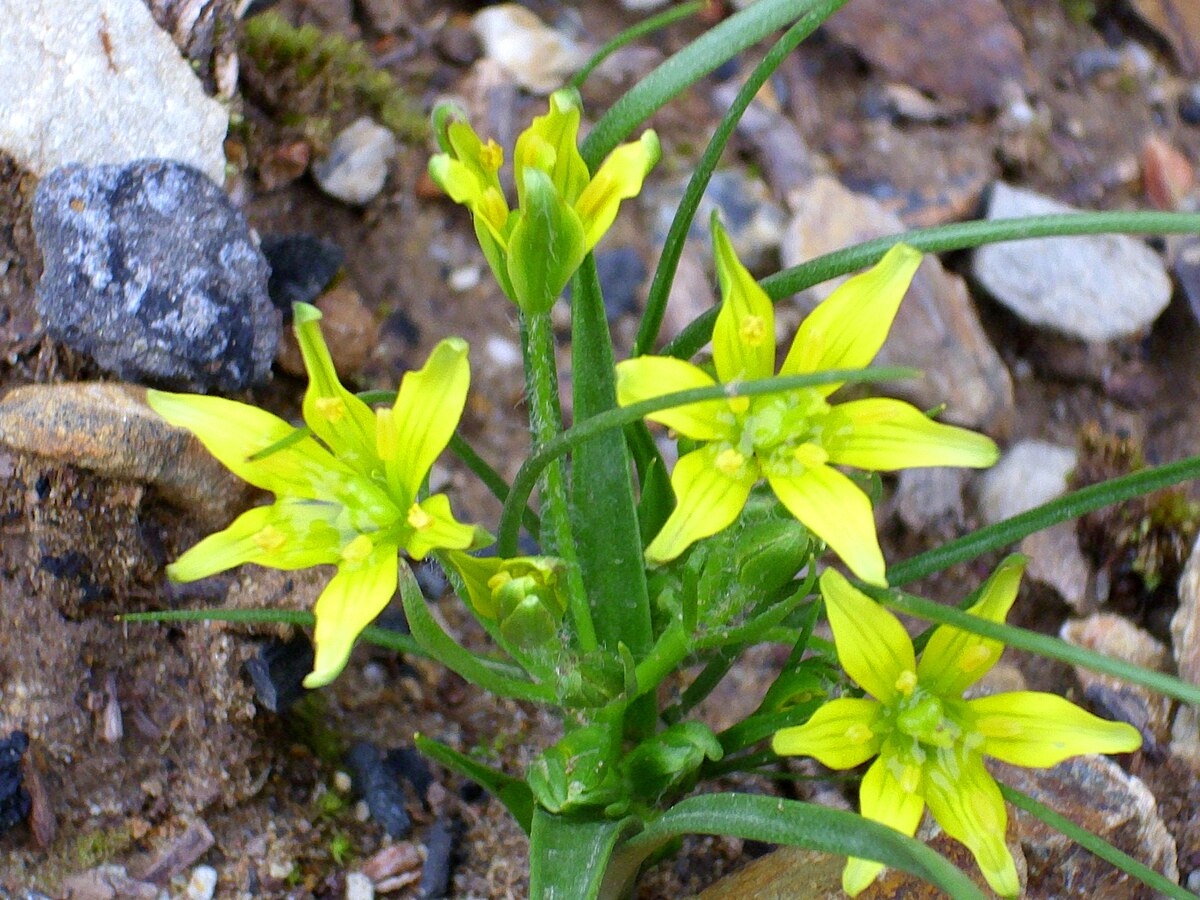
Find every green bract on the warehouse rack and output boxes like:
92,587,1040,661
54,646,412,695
148,303,492,687
428,88,661,314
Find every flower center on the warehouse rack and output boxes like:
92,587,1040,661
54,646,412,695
726,389,832,472
407,504,434,530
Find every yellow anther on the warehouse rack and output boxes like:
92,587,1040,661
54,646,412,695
792,442,829,469
487,572,512,591
714,448,746,476
253,526,287,553
739,315,767,347
728,395,750,415
315,396,345,422
407,503,433,530
479,139,503,172
341,534,373,563
958,644,992,673
845,723,874,744
894,669,918,697
900,764,921,794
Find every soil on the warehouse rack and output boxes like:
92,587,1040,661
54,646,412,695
2,0,1200,897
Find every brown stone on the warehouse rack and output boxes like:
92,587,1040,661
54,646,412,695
1142,134,1195,211
276,285,380,379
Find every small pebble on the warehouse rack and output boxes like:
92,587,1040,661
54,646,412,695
347,741,411,839
185,865,218,900
260,234,345,313
448,266,481,293
471,4,585,94
414,559,449,600
385,747,435,805
334,771,353,794
345,872,374,900
483,335,522,369
0,731,31,836
361,841,422,882
1180,83,1200,126
244,634,314,713
594,247,647,321
313,118,398,206
419,814,460,899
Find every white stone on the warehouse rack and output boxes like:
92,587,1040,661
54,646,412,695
185,865,218,900
977,440,1075,525
973,183,1172,341
0,0,228,183
472,4,586,95
313,118,398,206
620,0,670,8
345,872,374,900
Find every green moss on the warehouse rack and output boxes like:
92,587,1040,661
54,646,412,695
329,831,354,866
72,823,135,868
1061,0,1096,24
241,11,426,144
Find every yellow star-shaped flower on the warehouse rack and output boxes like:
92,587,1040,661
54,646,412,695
616,222,998,585
772,559,1142,896
148,304,490,687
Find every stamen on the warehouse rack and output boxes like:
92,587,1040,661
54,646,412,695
342,534,373,563
315,396,345,422
792,442,829,468
728,395,750,415
479,139,503,171
894,670,918,697
845,723,873,744
408,504,434,530
253,526,287,553
739,315,767,347
714,448,746,476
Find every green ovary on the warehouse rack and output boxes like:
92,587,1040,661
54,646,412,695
727,390,833,474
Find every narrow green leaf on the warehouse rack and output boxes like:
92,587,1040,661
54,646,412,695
448,431,541,539
581,0,848,168
998,783,1198,900
625,421,674,546
530,809,633,900
602,794,987,899
415,734,535,835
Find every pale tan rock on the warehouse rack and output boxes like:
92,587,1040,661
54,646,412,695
277,286,380,379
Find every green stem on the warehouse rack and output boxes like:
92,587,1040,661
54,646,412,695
663,212,1200,360
497,366,918,552
632,624,692,700
635,10,837,355
520,312,597,653
569,1,706,90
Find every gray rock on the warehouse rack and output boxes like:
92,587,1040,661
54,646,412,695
782,176,1013,429
977,440,1075,525
184,865,218,900
973,183,1172,341
260,233,345,312
0,0,227,183
344,872,374,900
1172,533,1200,709
1021,520,1092,613
312,117,398,206
471,4,586,95
892,467,967,535
33,160,278,390
594,247,647,321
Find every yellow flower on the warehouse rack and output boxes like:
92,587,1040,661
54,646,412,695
428,88,660,313
615,223,998,585
147,304,490,687
772,559,1142,896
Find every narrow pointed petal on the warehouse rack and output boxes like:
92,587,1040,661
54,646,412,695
305,551,400,688
615,357,728,441
823,398,999,471
167,505,274,581
507,168,585,314
295,303,379,472
146,388,355,498
574,130,661,252
389,338,471,502
766,465,886,586
405,493,491,559
443,550,506,618
780,244,922,394
818,569,915,702
969,691,1142,767
917,557,1024,696
712,219,775,383
924,750,1019,897
771,697,883,769
842,755,927,896
645,445,756,564
514,89,589,205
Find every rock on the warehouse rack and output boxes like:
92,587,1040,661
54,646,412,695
1173,533,1200,702
258,140,312,191
347,741,411,839
33,160,278,390
436,20,481,67
58,865,159,900
657,239,716,347
144,0,240,100
972,183,1173,342
1180,82,1200,126
0,730,30,836
0,382,253,528
471,4,586,95
275,285,379,379
825,0,1028,111
1126,0,1200,76
1060,614,1174,754
710,81,814,201
1175,236,1200,326
620,0,670,9
135,818,216,884
976,440,1075,526
360,842,422,882
419,813,460,899
0,0,228,183
1142,134,1195,211
1020,521,1092,613
782,176,1014,430
892,467,967,535
244,634,314,713
312,117,398,206
593,247,647,321
358,0,404,33
996,755,1179,892
184,865,219,900
260,233,345,313
345,872,374,900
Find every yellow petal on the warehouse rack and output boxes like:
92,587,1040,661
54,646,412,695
514,89,589,206
389,338,471,502
295,303,380,473
405,493,492,560
615,356,729,441
923,749,1019,897
645,444,756,565
443,550,506,618
305,550,400,688
712,219,775,383
146,388,355,499
842,755,927,896
818,569,916,703
780,243,922,395
968,691,1142,767
823,398,999,471
766,465,886,586
574,130,661,252
771,697,883,769
917,557,1025,696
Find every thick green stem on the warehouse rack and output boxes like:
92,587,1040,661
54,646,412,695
519,312,597,653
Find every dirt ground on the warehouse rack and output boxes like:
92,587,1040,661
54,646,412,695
2,0,1200,897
